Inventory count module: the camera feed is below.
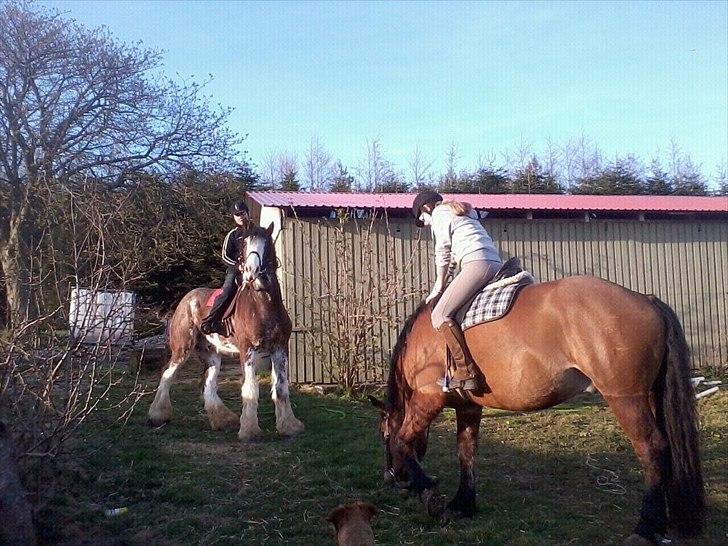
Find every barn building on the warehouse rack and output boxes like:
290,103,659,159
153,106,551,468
245,192,728,385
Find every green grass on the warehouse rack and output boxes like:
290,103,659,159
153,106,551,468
39,368,727,545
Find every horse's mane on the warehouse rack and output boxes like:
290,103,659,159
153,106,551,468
386,300,429,412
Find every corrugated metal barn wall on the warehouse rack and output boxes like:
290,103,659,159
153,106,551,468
276,217,727,383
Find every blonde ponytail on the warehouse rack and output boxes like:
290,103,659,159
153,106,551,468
441,200,473,216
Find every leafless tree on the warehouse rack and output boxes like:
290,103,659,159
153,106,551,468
1,181,148,538
407,146,435,190
304,136,333,192
0,2,240,328
715,162,728,195
291,211,425,391
475,150,499,172
668,138,687,181
561,135,603,190
440,143,460,190
355,139,398,192
542,138,562,182
260,149,282,189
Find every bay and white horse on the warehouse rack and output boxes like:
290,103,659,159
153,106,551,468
147,224,304,440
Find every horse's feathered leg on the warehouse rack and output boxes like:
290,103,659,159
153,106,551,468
604,394,668,545
270,348,304,436
198,351,239,431
147,326,195,426
147,357,184,426
444,404,482,519
148,292,202,426
238,347,262,440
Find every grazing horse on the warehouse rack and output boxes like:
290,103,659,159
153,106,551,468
369,275,704,546
148,224,304,440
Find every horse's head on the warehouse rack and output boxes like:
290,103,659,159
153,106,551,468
368,395,408,485
368,397,429,487
368,303,432,486
238,223,277,290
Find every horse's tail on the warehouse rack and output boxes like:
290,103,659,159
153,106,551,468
163,317,172,346
649,295,704,536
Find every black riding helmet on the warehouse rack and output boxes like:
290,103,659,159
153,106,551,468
412,190,442,227
230,199,249,216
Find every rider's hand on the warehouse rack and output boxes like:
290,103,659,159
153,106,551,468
425,288,442,304
426,265,449,304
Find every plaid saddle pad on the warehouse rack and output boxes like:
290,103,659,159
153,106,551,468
460,271,535,330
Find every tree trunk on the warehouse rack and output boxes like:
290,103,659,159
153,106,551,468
0,422,37,546
0,205,35,331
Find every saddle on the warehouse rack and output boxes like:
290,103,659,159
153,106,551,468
204,286,239,338
490,257,525,284
206,288,223,308
455,257,535,329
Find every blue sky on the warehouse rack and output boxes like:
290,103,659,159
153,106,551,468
44,1,727,184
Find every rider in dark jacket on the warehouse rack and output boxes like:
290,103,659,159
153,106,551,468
200,200,251,335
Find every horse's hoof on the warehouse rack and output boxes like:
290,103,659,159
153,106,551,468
214,417,240,432
238,425,263,441
209,410,240,431
440,507,458,524
623,533,658,546
443,499,477,520
146,416,169,428
147,404,172,427
276,418,304,437
420,487,444,519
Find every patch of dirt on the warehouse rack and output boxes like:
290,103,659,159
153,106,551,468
128,528,178,546
162,440,242,462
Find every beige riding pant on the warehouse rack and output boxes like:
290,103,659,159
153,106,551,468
431,259,502,329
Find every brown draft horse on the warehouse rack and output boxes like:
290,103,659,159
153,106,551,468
148,224,304,440
370,275,704,546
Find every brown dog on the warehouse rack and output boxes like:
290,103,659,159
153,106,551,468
327,501,377,546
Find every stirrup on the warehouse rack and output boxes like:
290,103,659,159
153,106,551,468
436,374,479,392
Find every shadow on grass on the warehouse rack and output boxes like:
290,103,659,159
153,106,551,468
37,371,727,546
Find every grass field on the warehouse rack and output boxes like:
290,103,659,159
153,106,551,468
40,366,727,545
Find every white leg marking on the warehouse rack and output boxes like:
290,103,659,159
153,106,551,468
148,361,181,424
200,352,239,431
202,353,223,410
271,348,304,436
238,348,262,440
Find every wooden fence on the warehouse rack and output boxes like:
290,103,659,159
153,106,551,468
277,216,727,383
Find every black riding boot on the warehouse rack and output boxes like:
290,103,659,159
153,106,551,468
201,269,237,335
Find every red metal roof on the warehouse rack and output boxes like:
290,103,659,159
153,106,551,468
247,191,728,213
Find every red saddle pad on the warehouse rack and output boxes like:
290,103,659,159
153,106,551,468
206,288,223,308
